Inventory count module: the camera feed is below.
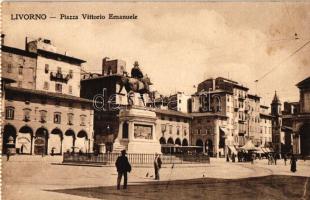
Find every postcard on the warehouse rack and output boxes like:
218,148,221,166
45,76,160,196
1,1,310,200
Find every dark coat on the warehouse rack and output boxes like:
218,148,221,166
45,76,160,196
154,156,162,169
131,67,143,79
115,156,131,173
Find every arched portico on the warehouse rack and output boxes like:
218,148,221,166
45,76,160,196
17,125,33,154
76,130,88,152
196,139,203,153
50,128,63,155
63,129,75,153
2,124,17,154
35,127,48,155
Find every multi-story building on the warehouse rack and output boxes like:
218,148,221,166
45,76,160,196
259,105,273,147
247,94,261,145
1,35,94,155
3,86,94,155
154,109,191,153
189,77,270,156
168,92,191,113
290,77,310,156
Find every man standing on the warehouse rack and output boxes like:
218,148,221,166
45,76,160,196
154,153,162,180
115,150,131,190
283,154,287,166
290,154,297,173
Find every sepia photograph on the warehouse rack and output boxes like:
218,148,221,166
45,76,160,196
1,1,310,199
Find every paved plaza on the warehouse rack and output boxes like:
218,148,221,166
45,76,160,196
2,156,310,200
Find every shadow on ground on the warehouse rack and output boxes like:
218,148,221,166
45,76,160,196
47,175,309,200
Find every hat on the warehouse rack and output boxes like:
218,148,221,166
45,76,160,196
121,150,127,155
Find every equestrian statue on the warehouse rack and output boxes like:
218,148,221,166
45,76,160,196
118,61,153,106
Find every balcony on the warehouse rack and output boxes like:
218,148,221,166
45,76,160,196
238,95,246,101
50,72,70,83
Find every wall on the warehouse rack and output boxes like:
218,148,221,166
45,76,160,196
2,51,36,89
36,56,81,96
4,91,94,154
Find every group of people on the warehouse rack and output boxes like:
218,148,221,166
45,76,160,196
226,151,299,173
115,150,162,190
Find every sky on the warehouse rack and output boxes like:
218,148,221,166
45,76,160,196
2,2,310,106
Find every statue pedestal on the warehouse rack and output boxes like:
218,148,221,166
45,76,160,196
113,106,161,154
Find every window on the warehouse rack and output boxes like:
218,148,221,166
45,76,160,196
39,110,47,123
179,99,181,103
69,69,73,78
57,67,62,74
80,115,86,126
55,83,62,93
68,113,74,125
177,127,180,135
23,108,31,121
169,125,173,134
68,85,73,94
45,64,49,73
5,107,14,120
18,66,23,75
54,112,61,124
7,64,12,73
43,82,49,90
184,128,187,136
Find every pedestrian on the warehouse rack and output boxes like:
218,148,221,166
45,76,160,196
251,153,255,164
154,153,162,180
232,153,236,163
283,154,287,166
6,149,10,161
274,154,277,165
226,154,229,162
115,150,131,190
290,154,297,173
51,148,55,156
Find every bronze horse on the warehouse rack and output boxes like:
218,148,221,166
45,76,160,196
118,76,153,106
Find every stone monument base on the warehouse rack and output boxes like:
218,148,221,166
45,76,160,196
113,106,161,154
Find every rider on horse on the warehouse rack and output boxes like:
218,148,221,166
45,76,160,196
131,61,149,91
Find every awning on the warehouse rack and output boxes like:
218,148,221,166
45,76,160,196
228,145,238,154
240,140,257,151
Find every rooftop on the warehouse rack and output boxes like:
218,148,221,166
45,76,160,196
296,76,310,89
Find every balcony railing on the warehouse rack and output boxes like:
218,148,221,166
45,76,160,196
50,72,70,83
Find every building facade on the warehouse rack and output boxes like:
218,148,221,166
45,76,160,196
1,35,94,155
291,77,310,156
189,77,267,156
259,105,273,147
